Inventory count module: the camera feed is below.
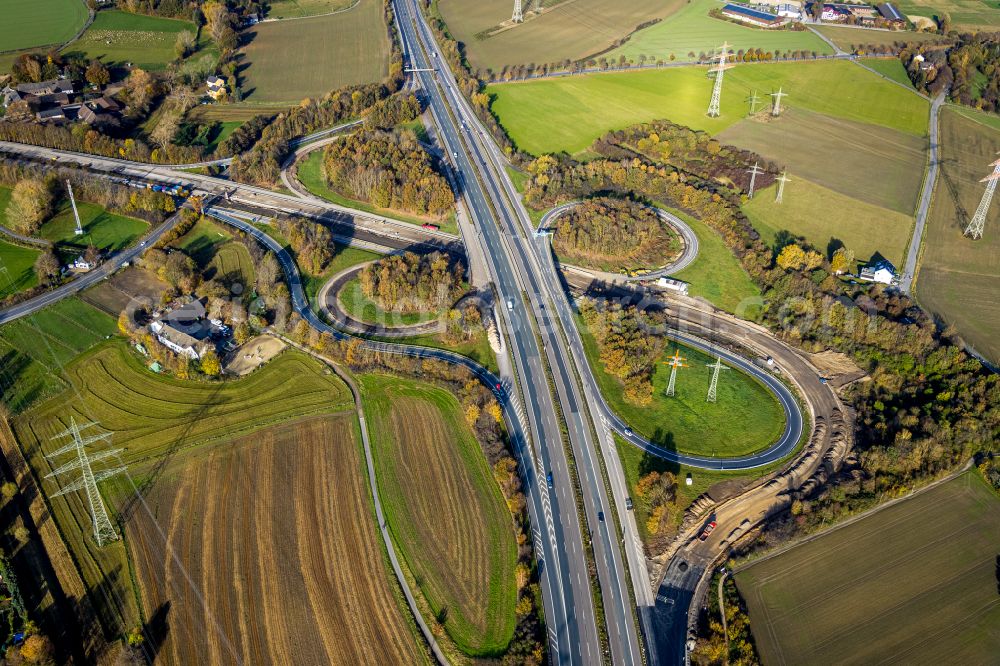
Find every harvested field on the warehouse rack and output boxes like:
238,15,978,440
894,0,1000,30
916,107,1000,363
815,25,953,50
125,415,426,664
10,342,355,636
437,0,683,73
735,469,1000,665
238,0,389,103
80,267,169,316
360,374,517,656
223,334,286,375
267,0,355,19
718,107,926,215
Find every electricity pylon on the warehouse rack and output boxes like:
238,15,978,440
770,87,788,116
706,42,733,118
512,0,523,23
67,180,83,236
746,162,763,199
45,419,126,547
747,90,761,116
775,170,791,204
964,157,1000,239
705,357,730,403
662,349,688,397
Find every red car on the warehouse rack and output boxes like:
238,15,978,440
698,520,717,542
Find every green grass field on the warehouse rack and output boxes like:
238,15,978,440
607,0,831,63
0,0,88,53
816,25,952,50
859,56,917,88
744,176,914,266
239,0,389,103
38,202,148,254
436,0,681,73
359,373,517,656
267,0,356,19
68,10,198,71
0,239,40,300
207,242,255,290
488,60,928,155
10,340,354,635
578,318,785,456
894,0,1000,29
916,107,1000,363
338,276,442,326
171,216,231,266
665,207,761,316
0,298,114,413
297,151,459,234
735,469,1000,665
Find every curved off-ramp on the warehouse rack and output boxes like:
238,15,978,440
539,201,700,282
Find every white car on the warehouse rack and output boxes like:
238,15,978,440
507,299,514,310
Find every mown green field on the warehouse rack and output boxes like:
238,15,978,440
0,298,113,413
267,0,356,18
860,56,917,88
10,339,354,635
240,0,389,103
607,0,831,63
488,59,928,155
207,241,255,290
38,202,148,254
0,238,39,300
578,319,785,456
735,469,1000,665
436,0,681,73
665,207,761,316
916,107,1000,363
894,0,1000,29
359,373,517,656
744,176,913,267
171,216,232,266
0,0,88,53
68,10,198,70
297,151,459,234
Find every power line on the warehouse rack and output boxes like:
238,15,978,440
707,42,733,118
662,349,688,397
775,170,791,204
705,357,730,403
770,87,788,116
512,0,524,23
964,156,1000,239
746,161,764,199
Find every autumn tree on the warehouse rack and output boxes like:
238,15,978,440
85,60,110,87
200,349,221,376
830,246,854,274
5,178,53,235
175,30,197,58
776,243,807,271
34,250,61,284
125,68,158,114
19,634,54,664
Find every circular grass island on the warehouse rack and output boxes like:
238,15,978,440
583,332,787,457
552,197,682,274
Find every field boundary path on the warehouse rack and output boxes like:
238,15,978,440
731,457,974,574
900,90,946,293
260,0,362,23
276,336,447,665
807,25,846,56
0,224,52,249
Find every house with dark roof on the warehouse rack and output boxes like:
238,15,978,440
721,3,785,27
150,320,211,359
1,86,20,108
36,107,67,122
15,78,73,96
877,2,905,24
859,258,897,285
78,96,122,127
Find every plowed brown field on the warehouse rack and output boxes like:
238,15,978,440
125,415,426,664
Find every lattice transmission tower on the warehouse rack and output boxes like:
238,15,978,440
67,180,83,236
964,157,1000,239
46,419,127,547
662,349,688,397
747,90,761,116
705,357,730,403
775,170,791,204
706,42,733,118
770,87,787,116
512,0,523,23
746,162,763,199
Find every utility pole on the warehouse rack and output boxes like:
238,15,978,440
746,162,763,199
770,87,788,117
706,42,733,118
512,0,523,23
45,419,127,547
775,170,791,204
662,349,688,397
705,357,730,403
67,180,83,236
747,90,761,116
964,157,1000,239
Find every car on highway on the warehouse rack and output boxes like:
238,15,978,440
625,497,633,511
546,471,554,489
698,520,717,541
598,511,605,522
507,298,514,310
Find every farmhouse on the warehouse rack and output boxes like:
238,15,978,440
78,96,122,128
1,86,20,108
859,258,897,285
877,2,906,25
206,75,228,100
15,78,74,97
721,3,786,27
150,320,210,360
